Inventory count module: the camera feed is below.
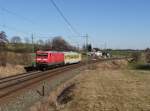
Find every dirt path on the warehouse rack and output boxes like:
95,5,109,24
58,61,150,111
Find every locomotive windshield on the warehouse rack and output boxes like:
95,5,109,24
37,53,48,57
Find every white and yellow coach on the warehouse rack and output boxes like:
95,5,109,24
64,52,82,64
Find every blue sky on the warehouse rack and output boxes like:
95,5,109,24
0,0,150,49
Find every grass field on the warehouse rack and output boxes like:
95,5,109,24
0,64,25,77
58,60,150,111
0,52,33,77
109,50,135,57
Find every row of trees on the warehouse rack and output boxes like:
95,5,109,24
0,31,80,52
35,37,78,51
0,31,93,52
0,31,83,66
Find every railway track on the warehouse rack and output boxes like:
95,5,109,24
0,71,40,85
0,62,86,99
0,58,128,99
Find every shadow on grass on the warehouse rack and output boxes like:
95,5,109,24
57,84,75,105
134,64,150,70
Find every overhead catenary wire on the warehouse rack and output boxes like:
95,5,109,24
0,2,83,46
0,6,34,35
49,0,89,49
0,24,30,35
0,6,35,25
0,24,55,40
0,6,53,36
50,0,80,36
0,2,81,37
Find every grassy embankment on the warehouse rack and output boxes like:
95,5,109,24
0,52,32,77
51,60,150,111
29,59,150,111
0,43,34,77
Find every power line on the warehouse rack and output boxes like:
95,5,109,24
0,2,83,46
50,0,80,36
0,6,56,37
0,24,30,35
0,24,57,42
0,6,35,25
0,3,81,37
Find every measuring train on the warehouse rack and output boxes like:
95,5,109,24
25,51,82,71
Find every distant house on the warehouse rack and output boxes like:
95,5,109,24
95,51,103,57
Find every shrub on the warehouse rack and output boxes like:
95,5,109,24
0,44,7,66
130,52,141,63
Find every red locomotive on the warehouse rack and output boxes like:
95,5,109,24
36,51,64,70
25,50,81,71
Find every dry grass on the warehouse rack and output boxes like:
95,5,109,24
96,59,128,70
29,74,79,111
0,64,25,77
28,60,150,111
6,52,31,65
58,60,150,111
0,52,31,78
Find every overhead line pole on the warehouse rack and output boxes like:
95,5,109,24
81,34,89,69
31,33,34,53
31,33,36,67
82,34,89,53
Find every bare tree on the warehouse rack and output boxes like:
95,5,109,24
43,39,52,50
37,39,44,45
52,36,71,51
34,39,45,51
35,36,76,51
0,31,9,44
0,31,8,66
11,36,22,44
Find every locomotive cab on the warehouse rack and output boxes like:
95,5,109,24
36,51,64,71
36,52,49,70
